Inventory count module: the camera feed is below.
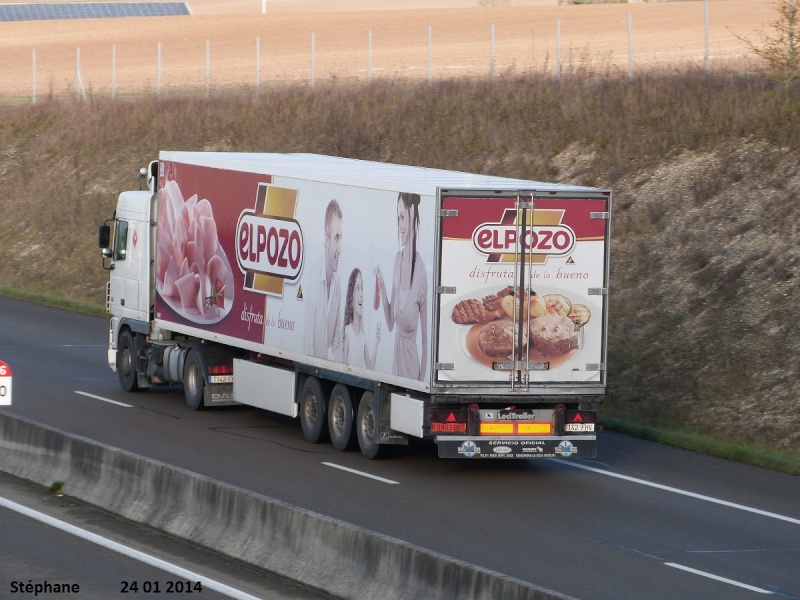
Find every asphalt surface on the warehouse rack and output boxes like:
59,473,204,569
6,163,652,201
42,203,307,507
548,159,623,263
0,471,333,600
1,295,799,599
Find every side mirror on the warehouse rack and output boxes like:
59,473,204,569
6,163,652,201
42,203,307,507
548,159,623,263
99,223,115,270
98,224,111,249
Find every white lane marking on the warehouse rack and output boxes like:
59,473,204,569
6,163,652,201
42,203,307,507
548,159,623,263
554,460,800,526
0,495,262,600
665,563,773,594
74,391,133,408
322,462,399,485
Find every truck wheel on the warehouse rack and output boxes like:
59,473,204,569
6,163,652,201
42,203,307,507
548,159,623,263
299,377,328,443
117,330,141,392
328,384,355,451
356,390,390,459
183,350,206,411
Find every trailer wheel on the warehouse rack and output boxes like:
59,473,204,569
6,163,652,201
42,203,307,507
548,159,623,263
117,330,141,392
299,377,328,443
183,350,206,411
356,390,390,459
328,384,356,451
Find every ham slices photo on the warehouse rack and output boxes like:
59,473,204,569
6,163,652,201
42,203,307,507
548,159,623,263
156,179,234,323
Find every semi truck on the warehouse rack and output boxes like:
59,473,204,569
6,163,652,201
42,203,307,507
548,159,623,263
98,152,611,459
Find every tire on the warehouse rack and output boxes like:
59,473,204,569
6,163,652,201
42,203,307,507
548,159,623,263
183,350,206,411
328,384,356,451
117,330,141,392
299,377,328,443
356,390,390,459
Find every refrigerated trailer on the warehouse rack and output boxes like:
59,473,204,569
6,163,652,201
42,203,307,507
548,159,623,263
98,153,611,459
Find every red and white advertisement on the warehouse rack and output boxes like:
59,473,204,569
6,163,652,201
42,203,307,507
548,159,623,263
436,194,609,386
154,159,435,389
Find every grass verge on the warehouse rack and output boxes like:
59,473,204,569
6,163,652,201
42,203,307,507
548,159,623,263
600,416,800,476
0,287,106,318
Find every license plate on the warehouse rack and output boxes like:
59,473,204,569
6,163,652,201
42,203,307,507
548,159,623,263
565,423,595,432
431,422,466,433
208,375,233,384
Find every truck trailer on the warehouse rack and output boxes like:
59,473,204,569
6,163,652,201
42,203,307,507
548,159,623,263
98,152,611,459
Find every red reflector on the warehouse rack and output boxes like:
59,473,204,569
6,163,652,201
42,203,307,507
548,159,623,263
567,410,597,423
430,410,466,424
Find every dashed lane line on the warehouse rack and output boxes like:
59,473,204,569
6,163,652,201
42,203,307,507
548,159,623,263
74,390,133,408
665,563,773,594
322,462,400,484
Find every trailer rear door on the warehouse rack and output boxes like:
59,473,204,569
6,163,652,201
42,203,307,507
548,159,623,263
434,190,610,390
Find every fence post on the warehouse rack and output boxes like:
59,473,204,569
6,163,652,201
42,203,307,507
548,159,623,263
32,48,36,104
704,0,709,72
627,12,633,79
490,22,495,80
557,17,561,80
75,47,87,101
112,44,116,99
157,41,162,96
427,25,432,84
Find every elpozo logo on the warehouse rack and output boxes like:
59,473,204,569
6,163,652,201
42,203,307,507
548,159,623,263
236,213,303,280
236,184,304,298
472,208,575,263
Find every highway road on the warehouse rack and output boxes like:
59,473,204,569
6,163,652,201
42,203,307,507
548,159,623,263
1,296,799,599
0,472,329,600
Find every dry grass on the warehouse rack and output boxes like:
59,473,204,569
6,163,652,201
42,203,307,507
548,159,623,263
0,65,798,460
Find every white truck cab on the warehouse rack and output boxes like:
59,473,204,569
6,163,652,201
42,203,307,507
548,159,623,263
99,162,158,374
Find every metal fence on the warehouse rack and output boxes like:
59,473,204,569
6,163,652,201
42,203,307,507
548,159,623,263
4,1,767,102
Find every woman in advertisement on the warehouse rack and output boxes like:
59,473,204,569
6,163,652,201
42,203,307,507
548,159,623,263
343,268,381,370
375,192,428,381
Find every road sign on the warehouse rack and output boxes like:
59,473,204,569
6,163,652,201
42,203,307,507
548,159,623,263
0,360,11,405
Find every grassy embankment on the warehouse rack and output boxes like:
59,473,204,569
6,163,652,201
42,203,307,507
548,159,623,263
0,67,798,473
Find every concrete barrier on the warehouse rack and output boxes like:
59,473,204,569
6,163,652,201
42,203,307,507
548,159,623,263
0,412,576,600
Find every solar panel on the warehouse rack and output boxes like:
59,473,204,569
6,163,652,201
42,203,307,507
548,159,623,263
0,2,191,21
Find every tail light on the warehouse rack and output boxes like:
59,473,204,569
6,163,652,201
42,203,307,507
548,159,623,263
208,364,233,375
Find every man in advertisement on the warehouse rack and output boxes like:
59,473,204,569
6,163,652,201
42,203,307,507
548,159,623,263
303,199,344,361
